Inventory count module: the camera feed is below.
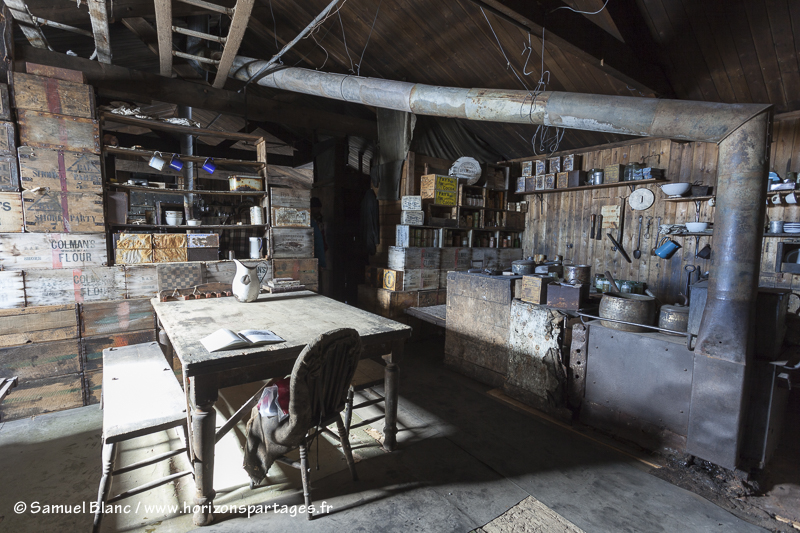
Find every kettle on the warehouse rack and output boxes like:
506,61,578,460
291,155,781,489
232,259,268,303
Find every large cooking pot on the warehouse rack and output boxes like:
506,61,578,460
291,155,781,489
659,304,689,333
512,258,537,275
564,265,591,284
599,292,656,333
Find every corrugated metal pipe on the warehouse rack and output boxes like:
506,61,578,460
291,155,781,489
226,56,772,468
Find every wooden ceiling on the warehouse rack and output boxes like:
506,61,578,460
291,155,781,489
5,0,799,160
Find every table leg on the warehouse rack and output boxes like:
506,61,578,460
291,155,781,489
190,376,218,526
383,341,403,451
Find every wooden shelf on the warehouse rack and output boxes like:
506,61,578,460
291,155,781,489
517,178,666,195
764,232,800,237
109,223,268,230
663,195,714,202
670,231,800,238
104,146,265,167
108,184,267,196
101,112,265,142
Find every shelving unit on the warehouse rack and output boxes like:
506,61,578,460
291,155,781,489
109,223,268,231
104,145,265,168
670,231,800,238
108,183,267,196
663,195,714,203
517,178,666,195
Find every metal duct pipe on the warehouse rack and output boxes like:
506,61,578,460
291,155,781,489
179,105,195,222
225,58,772,468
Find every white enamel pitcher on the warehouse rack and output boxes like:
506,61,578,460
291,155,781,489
232,259,268,303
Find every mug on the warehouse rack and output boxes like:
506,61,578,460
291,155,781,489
769,220,784,234
786,192,797,205
771,194,783,205
654,236,681,259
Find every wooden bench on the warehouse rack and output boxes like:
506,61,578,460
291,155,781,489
92,342,191,533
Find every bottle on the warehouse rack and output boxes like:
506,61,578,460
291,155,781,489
489,236,495,248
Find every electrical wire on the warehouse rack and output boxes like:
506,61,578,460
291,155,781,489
551,0,610,15
338,9,355,73
268,0,281,58
355,0,383,76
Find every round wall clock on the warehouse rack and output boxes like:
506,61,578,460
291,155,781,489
628,188,655,210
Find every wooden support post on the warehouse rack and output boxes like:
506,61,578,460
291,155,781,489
211,0,255,89
154,0,173,77
3,0,51,50
87,0,112,63
0,5,13,82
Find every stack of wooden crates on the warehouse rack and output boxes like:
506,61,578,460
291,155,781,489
269,187,318,291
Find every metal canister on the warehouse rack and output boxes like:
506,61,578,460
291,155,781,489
659,304,689,333
250,206,264,225
589,168,604,185
620,280,634,293
599,292,656,333
564,265,591,284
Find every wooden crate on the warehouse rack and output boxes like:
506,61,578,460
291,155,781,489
187,233,219,248
154,248,188,263
383,269,417,291
439,270,449,289
0,154,20,192
604,163,624,183
376,288,419,319
202,260,236,284
11,72,95,118
400,210,424,225
18,147,102,192
270,187,310,208
0,373,83,421
0,304,78,346
270,227,313,258
0,271,25,309
388,246,441,270
272,258,318,285
81,330,157,373
153,234,186,249
440,248,472,271
116,233,151,250
0,338,81,382
116,248,153,265
421,174,458,206
85,369,102,405
271,206,311,227
401,195,422,210
80,298,155,337
0,232,107,270
418,289,438,307
0,120,16,156
0,83,9,121
24,266,126,306
17,110,101,154
26,62,87,84
0,192,24,232
22,189,104,232
521,275,556,304
125,265,159,298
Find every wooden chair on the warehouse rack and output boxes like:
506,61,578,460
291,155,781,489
92,342,192,533
0,376,18,421
344,359,387,436
248,328,362,520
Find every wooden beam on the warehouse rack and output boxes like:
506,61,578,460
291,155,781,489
19,0,236,25
603,0,664,76
0,5,14,81
154,0,173,77
212,0,254,89
87,0,112,63
3,0,51,50
102,112,266,142
464,0,672,96
16,47,377,137
121,17,204,80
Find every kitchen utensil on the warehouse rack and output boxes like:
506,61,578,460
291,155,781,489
659,303,689,333
165,210,183,226
250,206,264,225
683,265,697,303
629,189,655,211
168,154,183,171
633,215,643,259
606,233,632,263
599,292,657,333
654,236,680,259
595,214,603,240
512,258,538,275
564,265,591,284
148,152,166,170
685,222,708,232
249,237,263,259
660,183,692,197
589,169,604,185
186,219,201,226
787,192,798,204
232,259,268,303
771,194,783,205
590,214,597,239
697,244,712,259
604,270,620,293
769,220,785,234
644,216,652,239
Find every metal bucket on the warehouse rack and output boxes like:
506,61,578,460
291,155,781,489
564,265,591,284
599,292,656,333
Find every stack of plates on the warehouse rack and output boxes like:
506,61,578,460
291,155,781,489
785,222,800,233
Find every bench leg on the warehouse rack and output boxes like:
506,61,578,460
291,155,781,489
191,402,216,526
383,362,399,451
92,439,116,533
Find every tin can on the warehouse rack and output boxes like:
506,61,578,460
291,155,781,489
250,206,264,225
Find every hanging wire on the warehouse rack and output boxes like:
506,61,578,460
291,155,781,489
268,0,281,59
551,0,610,15
338,10,356,73
355,0,383,76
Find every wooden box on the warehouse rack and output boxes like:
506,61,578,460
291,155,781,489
187,233,220,248
18,147,102,192
567,170,587,188
11,72,96,119
556,172,569,189
116,233,152,250
418,289,438,307
546,282,589,310
421,174,458,206
81,298,154,337
401,195,422,211
388,246,442,270
0,232,107,270
25,266,126,306
81,330,157,373
0,304,78,346
535,160,546,176
153,234,186,249
400,210,424,226
521,275,555,304
516,177,526,193
22,189,104,232
535,175,545,191
525,176,535,192
0,338,82,382
563,154,582,172
604,163,625,184
0,192,24,232
440,247,472,271
0,271,25,309
154,248,188,263
0,83,9,121
187,248,219,262
26,62,87,84
17,110,101,154
270,187,310,208
0,373,83,421
115,248,153,265
272,258,318,286
0,121,16,156
376,287,418,319
124,265,159,298
544,173,556,190
548,156,561,174
0,154,20,192
383,268,413,291
271,206,311,227
270,227,313,258
521,161,533,177
229,175,263,191
506,211,525,231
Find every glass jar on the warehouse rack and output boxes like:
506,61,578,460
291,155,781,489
620,280,634,293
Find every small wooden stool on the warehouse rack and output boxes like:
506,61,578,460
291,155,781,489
344,358,387,435
92,342,192,532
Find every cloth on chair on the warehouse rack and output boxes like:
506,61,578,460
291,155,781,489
243,329,362,486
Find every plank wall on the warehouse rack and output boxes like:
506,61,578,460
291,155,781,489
519,134,799,308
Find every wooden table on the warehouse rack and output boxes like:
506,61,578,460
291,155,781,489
152,291,412,526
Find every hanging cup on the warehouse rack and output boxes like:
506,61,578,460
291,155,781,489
148,151,166,170
169,154,183,171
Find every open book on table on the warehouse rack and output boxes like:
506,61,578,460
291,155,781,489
201,328,285,353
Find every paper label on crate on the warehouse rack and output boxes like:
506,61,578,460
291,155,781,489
401,196,422,211
434,190,457,206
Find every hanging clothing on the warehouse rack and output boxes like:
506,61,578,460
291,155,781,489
360,189,380,256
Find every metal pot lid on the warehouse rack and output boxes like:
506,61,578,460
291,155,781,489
512,259,537,266
660,304,689,314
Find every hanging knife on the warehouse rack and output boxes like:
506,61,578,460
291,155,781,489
606,233,632,263
595,214,603,240
590,214,597,239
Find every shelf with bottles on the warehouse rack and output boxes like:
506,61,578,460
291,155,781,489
468,229,522,249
